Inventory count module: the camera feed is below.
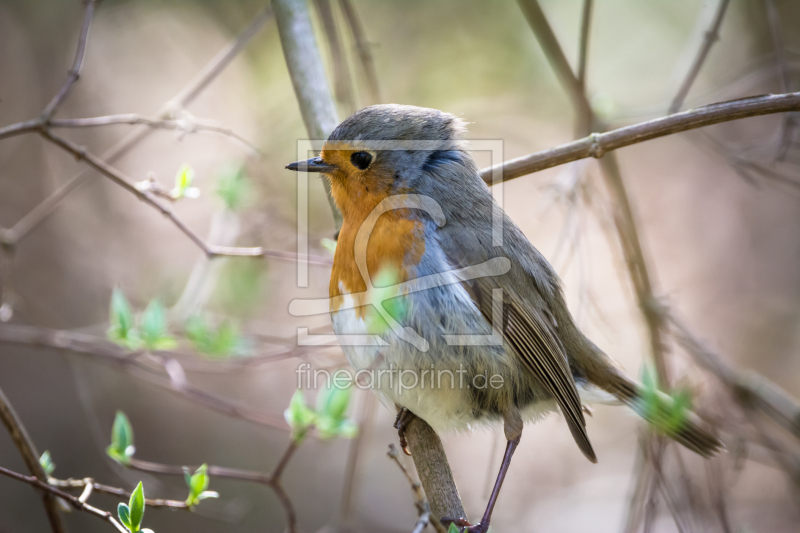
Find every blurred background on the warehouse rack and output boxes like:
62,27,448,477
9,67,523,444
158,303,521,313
1,0,799,531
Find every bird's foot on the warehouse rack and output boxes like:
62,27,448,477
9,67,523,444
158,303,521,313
393,408,415,456
440,517,488,533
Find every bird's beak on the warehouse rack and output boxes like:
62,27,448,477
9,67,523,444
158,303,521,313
285,156,338,173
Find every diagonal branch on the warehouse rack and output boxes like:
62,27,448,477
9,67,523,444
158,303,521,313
0,387,66,533
669,0,731,113
338,0,382,106
0,465,127,533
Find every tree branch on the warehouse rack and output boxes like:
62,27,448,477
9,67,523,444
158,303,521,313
478,92,800,185
40,0,98,120
338,0,382,106
0,387,66,533
0,465,127,533
274,0,343,233
669,0,731,113
405,417,465,530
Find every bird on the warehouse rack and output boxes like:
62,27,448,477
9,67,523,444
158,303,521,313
286,104,722,532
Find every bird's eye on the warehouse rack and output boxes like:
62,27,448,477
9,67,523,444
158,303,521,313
350,151,373,170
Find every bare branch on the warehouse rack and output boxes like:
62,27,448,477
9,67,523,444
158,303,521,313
5,6,273,244
51,477,188,509
338,0,382,106
669,0,731,113
0,323,290,431
0,387,66,533
764,0,798,161
40,0,98,120
576,0,594,93
274,0,343,233
127,442,299,533
665,308,800,440
0,465,128,533
479,92,800,184
313,0,357,113
49,114,261,155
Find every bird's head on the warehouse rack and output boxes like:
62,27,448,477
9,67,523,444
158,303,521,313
286,104,479,221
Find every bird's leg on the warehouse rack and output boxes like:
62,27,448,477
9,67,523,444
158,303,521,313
442,409,523,532
393,407,416,456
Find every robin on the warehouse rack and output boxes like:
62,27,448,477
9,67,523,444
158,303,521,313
287,104,721,532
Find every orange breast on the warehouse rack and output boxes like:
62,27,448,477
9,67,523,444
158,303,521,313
323,148,426,316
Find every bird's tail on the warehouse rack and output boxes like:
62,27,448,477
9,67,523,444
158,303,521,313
598,370,723,457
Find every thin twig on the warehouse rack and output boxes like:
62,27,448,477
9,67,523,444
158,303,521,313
5,6,273,244
338,0,382,106
127,442,299,532
0,323,289,431
40,0,98,120
764,0,797,160
576,0,594,94
0,465,125,532
313,0,357,113
51,477,189,509
669,0,731,113
0,387,66,533
388,444,436,533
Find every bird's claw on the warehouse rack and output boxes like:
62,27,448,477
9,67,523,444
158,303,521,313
441,517,488,532
393,408,415,456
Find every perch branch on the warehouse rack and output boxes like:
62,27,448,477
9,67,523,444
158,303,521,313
405,417,465,530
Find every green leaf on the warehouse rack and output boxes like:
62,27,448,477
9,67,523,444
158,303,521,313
107,411,135,465
172,164,198,200
637,365,693,437
215,165,248,211
190,464,209,498
182,467,192,491
185,464,217,508
320,237,337,255
185,314,242,358
140,300,176,351
284,390,316,443
108,289,140,349
316,384,351,421
447,524,461,533
336,419,358,439
365,267,408,334
39,451,55,476
129,482,145,532
118,503,131,530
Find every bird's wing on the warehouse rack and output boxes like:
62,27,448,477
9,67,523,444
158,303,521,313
435,212,595,462
468,276,596,462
